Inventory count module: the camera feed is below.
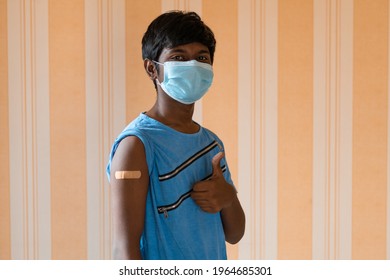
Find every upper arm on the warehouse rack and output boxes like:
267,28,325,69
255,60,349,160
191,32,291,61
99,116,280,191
110,136,149,259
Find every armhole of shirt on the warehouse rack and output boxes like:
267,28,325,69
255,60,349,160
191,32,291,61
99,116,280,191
107,129,155,181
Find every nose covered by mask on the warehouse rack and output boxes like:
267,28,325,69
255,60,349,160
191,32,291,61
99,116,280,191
153,60,214,104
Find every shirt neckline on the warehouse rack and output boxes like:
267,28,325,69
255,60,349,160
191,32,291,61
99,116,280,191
141,112,203,136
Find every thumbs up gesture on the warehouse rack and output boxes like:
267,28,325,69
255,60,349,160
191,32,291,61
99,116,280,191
191,152,237,213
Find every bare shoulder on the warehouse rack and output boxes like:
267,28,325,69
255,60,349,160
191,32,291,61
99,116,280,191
110,136,147,176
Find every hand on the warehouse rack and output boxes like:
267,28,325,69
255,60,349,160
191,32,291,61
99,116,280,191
191,152,237,213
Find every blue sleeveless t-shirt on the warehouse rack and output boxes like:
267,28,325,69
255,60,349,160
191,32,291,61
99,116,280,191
106,113,234,260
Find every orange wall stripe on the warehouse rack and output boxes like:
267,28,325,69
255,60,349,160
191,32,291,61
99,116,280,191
203,0,239,259
0,0,11,260
203,0,238,179
49,0,87,259
278,0,313,259
352,0,388,260
125,0,160,122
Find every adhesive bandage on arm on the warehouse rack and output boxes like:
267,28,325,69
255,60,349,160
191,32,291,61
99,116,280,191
115,170,142,180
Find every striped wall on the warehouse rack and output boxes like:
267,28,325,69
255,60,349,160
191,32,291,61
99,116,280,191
0,0,389,260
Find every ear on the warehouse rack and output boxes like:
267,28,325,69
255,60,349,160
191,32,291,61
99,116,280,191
144,59,158,81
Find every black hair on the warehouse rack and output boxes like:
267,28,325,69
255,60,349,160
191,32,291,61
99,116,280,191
142,11,216,63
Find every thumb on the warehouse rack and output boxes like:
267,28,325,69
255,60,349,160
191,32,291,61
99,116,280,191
212,152,224,177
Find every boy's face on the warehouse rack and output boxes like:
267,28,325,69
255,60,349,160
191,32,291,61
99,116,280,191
144,42,213,93
155,42,212,84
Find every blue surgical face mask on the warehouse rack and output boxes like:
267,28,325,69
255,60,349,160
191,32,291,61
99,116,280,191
153,60,214,104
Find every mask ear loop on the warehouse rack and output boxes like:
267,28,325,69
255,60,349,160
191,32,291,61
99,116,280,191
151,60,164,86
152,60,163,66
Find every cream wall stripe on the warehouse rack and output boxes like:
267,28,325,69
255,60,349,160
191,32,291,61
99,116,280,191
34,0,50,260
238,0,253,259
313,0,353,259
8,0,24,259
238,0,278,260
0,0,11,260
262,0,278,260
337,0,353,260
85,0,126,259
7,0,50,259
161,0,203,125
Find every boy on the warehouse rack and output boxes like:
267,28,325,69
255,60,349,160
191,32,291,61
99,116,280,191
107,11,245,260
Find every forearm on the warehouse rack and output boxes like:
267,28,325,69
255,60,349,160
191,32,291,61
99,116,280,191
221,194,245,244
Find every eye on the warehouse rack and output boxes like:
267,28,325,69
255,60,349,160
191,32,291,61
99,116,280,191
197,55,210,62
170,55,185,61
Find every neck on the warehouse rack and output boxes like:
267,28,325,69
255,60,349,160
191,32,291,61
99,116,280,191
146,92,199,134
